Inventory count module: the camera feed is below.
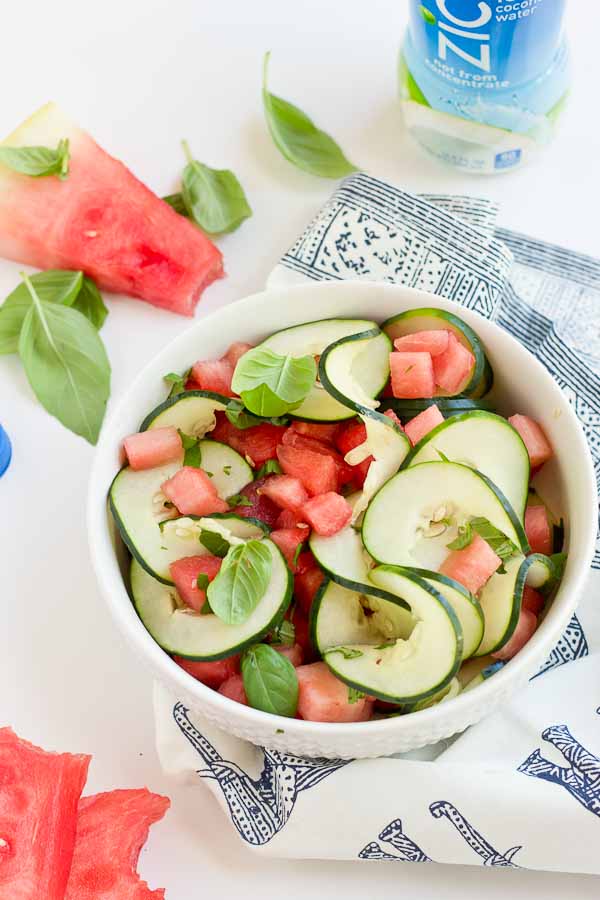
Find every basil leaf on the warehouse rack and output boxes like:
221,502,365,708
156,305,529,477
208,540,272,625
256,459,283,479
232,347,316,417
18,274,110,444
470,517,518,562
199,529,230,558
164,369,190,397
347,686,366,704
241,644,298,717
0,270,83,354
420,4,436,24
327,646,363,660
181,141,252,236
69,277,108,330
163,192,189,216
271,618,295,646
197,573,210,590
549,552,567,582
446,523,473,551
225,398,289,430
0,138,70,179
262,53,357,179
227,493,253,508
178,430,202,467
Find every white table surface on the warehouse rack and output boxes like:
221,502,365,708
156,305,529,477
1,1,599,895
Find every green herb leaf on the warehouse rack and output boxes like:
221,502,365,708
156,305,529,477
232,346,316,417
208,540,272,625
223,465,232,476
163,369,190,398
271,618,295,646
347,686,366,704
225,397,289,430
420,4,436,24
199,529,230,558
0,270,83,354
196,573,210,590
18,274,110,444
374,640,396,650
549,551,567,581
446,522,473,551
180,141,252,236
0,138,70,179
241,643,298,717
262,52,357,178
327,646,363,660
227,493,253,508
178,429,202,467
470,517,518,562
69,277,108,330
436,449,451,463
163,192,189,216
256,459,283,479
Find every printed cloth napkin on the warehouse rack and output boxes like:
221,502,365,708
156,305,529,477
155,173,600,873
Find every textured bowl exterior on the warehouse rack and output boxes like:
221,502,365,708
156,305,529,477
88,281,598,759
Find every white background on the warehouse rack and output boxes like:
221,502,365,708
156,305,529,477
1,1,599,896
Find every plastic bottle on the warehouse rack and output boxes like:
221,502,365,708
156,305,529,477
399,0,570,173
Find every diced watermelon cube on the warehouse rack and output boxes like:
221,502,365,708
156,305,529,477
433,332,475,394
522,585,545,615
218,674,248,705
439,532,501,595
390,351,435,399
123,426,182,470
508,414,553,469
295,550,319,575
383,408,403,429
275,643,304,667
230,476,281,527
276,508,308,529
224,341,254,369
296,662,374,723
174,654,240,689
492,608,538,660
287,421,340,444
259,474,309,511
288,607,318,662
335,420,373,488
404,403,444,446
294,566,325,616
191,359,235,397
524,505,552,555
270,527,307,571
301,492,353,537
169,554,222,611
393,330,450,357
211,413,286,467
281,430,352,488
161,466,228,516
277,444,338,496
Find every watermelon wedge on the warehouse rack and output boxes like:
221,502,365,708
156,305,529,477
0,728,90,899
65,789,170,899
0,104,223,315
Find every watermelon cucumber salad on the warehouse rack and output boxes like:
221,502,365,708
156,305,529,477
110,308,566,724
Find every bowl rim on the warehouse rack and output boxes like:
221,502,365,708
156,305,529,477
87,279,598,744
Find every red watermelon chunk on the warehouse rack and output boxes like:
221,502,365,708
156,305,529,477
277,444,338,496
259,474,309,511
383,408,403,429
0,104,223,315
161,467,228,516
276,508,307,529
0,728,90,900
492,608,538,661
211,413,286,467
439,532,501,595
218,674,248,705
169,554,222,611
525,505,552,555
287,421,340,444
275,643,304,667
433,333,475,394
404,403,444,446
65,789,169,900
301,492,352,536
190,359,235,397
281,431,353,488
522,585,545,615
334,420,373,488
288,607,318,662
296,663,374,723
270,527,308,571
174,654,239,689
123,427,182,471
294,566,325,616
390,351,435,399
508,414,553,469
230,475,280,526
393,330,450,356
224,341,254,369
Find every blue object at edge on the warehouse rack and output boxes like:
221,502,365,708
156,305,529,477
0,424,12,477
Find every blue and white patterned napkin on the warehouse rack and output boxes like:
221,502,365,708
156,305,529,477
155,174,600,873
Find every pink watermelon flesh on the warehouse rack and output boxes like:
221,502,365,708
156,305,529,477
65,788,169,900
190,359,235,396
275,643,304,667
393,330,450,356
389,351,435,399
270,527,307,571
0,104,223,315
508,414,553,469
301,492,353,536
524,505,552,555
169,554,222,611
260,474,309,511
433,333,475,394
522,585,545,615
161,467,228,516
174,654,239,689
439,532,501,595
296,663,374,723
224,342,254,369
276,508,307,529
492,608,537,661
277,444,338,496
404,404,444,446
218,674,248,705
123,427,182,471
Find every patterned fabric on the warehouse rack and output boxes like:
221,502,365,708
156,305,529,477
155,176,600,873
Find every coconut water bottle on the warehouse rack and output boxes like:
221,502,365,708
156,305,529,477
399,0,570,173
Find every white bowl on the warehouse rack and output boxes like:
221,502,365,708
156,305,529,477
87,280,597,759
